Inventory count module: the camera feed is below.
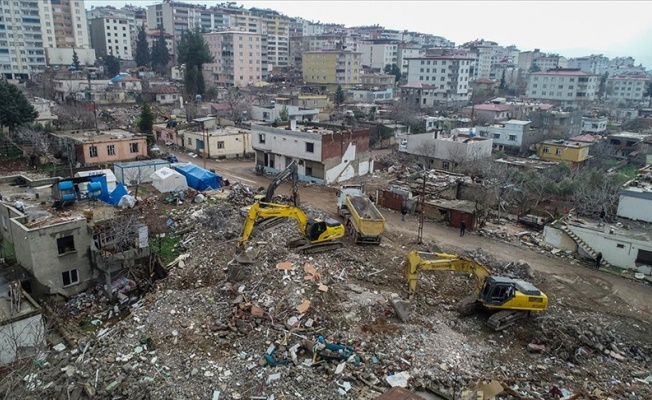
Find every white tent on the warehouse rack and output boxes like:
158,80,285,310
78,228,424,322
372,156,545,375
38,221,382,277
150,167,188,193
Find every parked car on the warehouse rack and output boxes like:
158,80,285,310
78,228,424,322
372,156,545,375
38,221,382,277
150,145,161,155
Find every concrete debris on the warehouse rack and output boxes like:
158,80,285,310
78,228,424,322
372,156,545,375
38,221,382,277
17,180,652,399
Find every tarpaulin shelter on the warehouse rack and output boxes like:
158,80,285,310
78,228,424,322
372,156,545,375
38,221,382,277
150,167,188,193
174,163,221,191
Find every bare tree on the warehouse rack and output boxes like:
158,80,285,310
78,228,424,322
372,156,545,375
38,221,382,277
53,104,96,130
222,88,252,124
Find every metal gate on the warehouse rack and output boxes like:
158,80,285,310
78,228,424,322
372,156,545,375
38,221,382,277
378,190,404,212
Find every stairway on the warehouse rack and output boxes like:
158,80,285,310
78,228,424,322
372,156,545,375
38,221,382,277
560,224,612,269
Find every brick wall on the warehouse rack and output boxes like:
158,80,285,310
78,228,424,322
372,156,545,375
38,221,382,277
320,129,370,161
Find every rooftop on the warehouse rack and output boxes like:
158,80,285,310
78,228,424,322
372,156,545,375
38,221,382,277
608,131,651,140
495,157,558,170
424,198,477,214
531,68,598,77
401,83,436,89
540,139,591,148
465,104,510,112
0,176,117,230
609,75,651,81
52,129,143,143
569,134,597,142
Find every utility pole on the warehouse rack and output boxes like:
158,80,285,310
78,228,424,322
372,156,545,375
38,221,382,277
202,121,207,169
417,170,426,244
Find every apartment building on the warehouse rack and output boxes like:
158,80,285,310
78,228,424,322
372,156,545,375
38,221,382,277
526,69,599,106
358,40,398,70
203,31,266,87
87,6,136,55
260,12,290,69
397,131,493,171
517,49,542,71
533,55,568,71
607,75,650,102
581,116,608,133
476,120,546,153
398,46,424,75
146,29,174,57
90,16,132,60
302,50,362,88
147,2,212,41
567,55,609,75
38,0,89,50
183,123,253,159
251,122,373,184
0,1,46,79
405,55,473,103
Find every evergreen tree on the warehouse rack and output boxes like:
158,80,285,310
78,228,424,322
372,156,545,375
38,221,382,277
279,105,289,121
499,70,506,90
151,28,171,76
0,79,38,131
72,49,80,71
135,24,150,68
177,28,214,95
103,54,120,77
335,85,345,106
138,103,155,146
384,63,402,83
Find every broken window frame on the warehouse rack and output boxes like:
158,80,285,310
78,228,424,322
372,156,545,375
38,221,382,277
57,235,76,255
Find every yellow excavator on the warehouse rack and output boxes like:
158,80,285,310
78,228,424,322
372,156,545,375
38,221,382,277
236,202,345,261
404,250,548,330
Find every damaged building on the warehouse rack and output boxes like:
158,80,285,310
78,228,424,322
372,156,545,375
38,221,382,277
0,175,149,299
251,121,375,184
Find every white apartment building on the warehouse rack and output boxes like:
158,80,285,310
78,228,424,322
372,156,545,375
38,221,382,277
581,117,608,133
526,69,599,106
358,41,398,70
398,46,424,75
203,31,266,87
475,120,546,152
405,55,473,103
87,7,136,55
533,55,568,71
90,17,133,60
147,2,214,42
567,55,609,75
0,1,46,79
607,75,650,101
260,14,290,69
398,131,493,171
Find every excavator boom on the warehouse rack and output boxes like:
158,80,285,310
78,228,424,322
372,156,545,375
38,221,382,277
263,160,299,206
405,250,492,293
403,250,548,331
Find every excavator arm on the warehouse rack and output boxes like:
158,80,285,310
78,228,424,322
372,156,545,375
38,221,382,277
263,160,299,206
238,202,309,248
404,250,492,294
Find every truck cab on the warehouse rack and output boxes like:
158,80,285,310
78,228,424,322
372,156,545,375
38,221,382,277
336,184,365,217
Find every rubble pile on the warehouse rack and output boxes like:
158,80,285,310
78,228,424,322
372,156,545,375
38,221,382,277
18,184,652,399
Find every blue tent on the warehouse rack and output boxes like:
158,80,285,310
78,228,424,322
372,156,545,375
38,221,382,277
88,175,130,205
174,164,222,191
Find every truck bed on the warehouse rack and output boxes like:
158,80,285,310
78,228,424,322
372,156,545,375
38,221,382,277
346,195,385,243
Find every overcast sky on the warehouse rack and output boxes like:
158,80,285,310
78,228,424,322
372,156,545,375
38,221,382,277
87,1,652,68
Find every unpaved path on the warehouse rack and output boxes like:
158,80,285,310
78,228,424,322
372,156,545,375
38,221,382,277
172,153,652,325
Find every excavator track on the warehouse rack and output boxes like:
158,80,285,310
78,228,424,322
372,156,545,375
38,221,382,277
486,310,529,331
287,238,344,254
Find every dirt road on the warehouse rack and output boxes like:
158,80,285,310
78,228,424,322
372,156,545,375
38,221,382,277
171,152,652,325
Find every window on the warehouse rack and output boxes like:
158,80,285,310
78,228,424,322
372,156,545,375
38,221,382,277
442,161,450,170
305,142,314,153
217,141,225,149
259,134,266,144
508,135,517,141
89,145,98,157
493,133,500,139
543,147,550,154
57,235,75,255
129,142,139,153
62,269,79,287
107,144,115,155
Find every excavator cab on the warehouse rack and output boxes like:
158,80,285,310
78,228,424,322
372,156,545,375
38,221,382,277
480,277,516,306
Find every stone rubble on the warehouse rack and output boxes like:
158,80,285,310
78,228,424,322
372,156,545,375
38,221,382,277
16,182,652,399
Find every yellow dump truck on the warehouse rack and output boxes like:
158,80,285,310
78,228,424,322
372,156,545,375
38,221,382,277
338,188,385,244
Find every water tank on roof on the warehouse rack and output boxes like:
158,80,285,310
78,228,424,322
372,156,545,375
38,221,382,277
58,181,73,191
87,182,102,199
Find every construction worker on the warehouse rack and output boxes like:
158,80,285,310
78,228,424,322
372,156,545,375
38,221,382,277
595,252,603,269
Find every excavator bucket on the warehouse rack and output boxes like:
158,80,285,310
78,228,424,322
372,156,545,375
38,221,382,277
233,249,254,264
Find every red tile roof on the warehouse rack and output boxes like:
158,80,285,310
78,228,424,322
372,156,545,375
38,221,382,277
610,75,651,81
538,104,554,110
144,85,179,94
